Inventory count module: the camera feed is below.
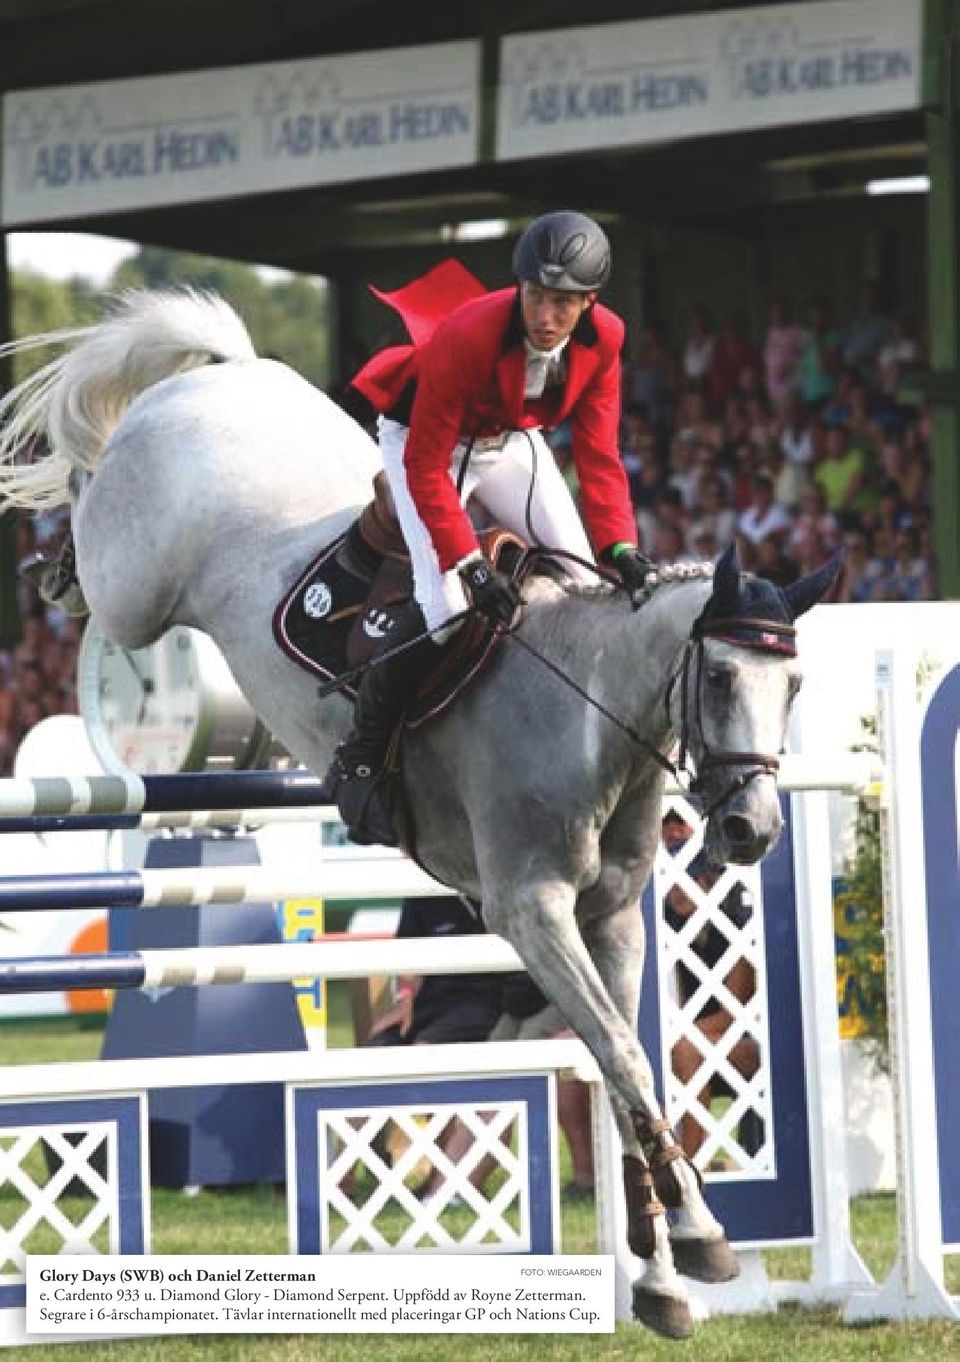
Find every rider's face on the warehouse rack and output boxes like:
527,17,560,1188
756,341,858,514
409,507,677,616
520,282,596,352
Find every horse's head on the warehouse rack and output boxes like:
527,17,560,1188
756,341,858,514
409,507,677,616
670,543,839,865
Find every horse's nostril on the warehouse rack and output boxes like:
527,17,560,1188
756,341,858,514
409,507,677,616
722,813,754,847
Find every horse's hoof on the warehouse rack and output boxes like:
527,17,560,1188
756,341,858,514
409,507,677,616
632,1286,694,1339
670,1234,740,1283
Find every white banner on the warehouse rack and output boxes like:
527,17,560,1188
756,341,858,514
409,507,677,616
2,42,479,226
497,0,921,161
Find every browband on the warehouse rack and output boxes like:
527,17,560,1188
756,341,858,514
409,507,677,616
693,615,797,657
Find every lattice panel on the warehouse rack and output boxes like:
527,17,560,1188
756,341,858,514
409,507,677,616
655,795,774,1180
0,1123,116,1288
320,1100,528,1253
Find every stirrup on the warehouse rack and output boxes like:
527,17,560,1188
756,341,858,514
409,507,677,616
327,740,384,786
327,755,398,848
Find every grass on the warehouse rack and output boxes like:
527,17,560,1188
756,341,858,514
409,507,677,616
1,1012,958,1360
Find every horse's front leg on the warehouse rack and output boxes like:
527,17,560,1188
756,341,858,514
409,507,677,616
579,896,740,1290
482,878,693,1339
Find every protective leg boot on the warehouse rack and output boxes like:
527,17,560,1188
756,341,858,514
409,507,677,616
323,602,434,843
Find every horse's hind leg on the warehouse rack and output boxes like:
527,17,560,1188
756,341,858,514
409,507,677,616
580,899,739,1286
482,880,694,1338
72,455,184,648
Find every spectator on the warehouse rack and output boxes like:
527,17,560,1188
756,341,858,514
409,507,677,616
875,314,921,398
707,312,761,412
798,297,841,407
761,443,806,516
691,473,737,553
681,304,716,385
744,394,778,457
790,521,834,585
841,281,894,381
737,473,792,550
675,384,722,452
640,485,690,558
363,896,503,1050
653,518,693,566
630,452,667,553
728,440,761,512
879,435,928,515
754,534,796,587
690,524,720,562
873,527,935,602
778,394,815,480
625,325,678,442
719,396,752,461
844,378,880,450
762,295,805,411
691,440,730,505
820,364,861,429
791,483,840,553
619,401,657,501
666,432,700,513
868,479,913,546
836,529,884,603
813,422,870,528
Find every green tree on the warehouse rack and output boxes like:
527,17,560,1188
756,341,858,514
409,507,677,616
9,269,101,385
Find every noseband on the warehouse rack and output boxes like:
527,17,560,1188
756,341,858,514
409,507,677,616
666,614,797,822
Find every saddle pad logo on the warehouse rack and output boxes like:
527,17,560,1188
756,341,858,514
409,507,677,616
362,607,394,640
303,582,333,619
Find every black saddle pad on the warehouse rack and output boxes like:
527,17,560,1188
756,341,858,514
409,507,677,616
272,533,367,699
272,534,501,727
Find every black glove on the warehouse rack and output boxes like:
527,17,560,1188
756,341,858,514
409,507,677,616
459,557,521,626
613,546,655,598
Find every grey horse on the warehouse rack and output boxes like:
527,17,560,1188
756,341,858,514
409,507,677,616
0,292,837,1337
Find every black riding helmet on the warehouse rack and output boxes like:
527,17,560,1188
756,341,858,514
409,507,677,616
512,210,611,294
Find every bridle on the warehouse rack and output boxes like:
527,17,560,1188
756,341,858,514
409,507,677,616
665,613,797,822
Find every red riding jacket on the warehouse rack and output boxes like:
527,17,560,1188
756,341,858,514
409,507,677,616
351,261,637,572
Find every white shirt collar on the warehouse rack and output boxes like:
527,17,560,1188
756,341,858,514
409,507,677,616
523,337,569,398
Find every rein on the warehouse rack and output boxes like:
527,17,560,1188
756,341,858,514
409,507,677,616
506,628,678,779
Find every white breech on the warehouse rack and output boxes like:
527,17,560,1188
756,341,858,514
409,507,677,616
379,417,596,631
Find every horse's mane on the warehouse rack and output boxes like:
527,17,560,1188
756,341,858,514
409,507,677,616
526,560,715,607
519,561,718,675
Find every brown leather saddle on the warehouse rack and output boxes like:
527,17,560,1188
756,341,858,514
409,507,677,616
272,472,523,728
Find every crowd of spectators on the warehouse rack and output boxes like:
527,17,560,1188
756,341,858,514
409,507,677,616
553,281,937,604
0,278,939,772
0,507,81,773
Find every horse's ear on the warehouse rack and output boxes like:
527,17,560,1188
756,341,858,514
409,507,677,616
783,551,842,620
709,541,742,614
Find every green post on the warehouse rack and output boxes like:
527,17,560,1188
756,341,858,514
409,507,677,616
0,233,22,649
924,0,960,596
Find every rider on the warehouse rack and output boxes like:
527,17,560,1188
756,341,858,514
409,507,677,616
327,209,652,807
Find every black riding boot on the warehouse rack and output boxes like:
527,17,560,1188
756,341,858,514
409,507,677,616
324,601,434,842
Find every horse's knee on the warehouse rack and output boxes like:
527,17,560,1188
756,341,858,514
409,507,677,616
482,883,575,942
479,898,512,938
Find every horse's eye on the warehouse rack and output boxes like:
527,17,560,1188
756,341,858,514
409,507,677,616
706,668,731,692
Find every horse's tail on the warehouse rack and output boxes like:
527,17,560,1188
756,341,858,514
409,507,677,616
0,289,257,510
